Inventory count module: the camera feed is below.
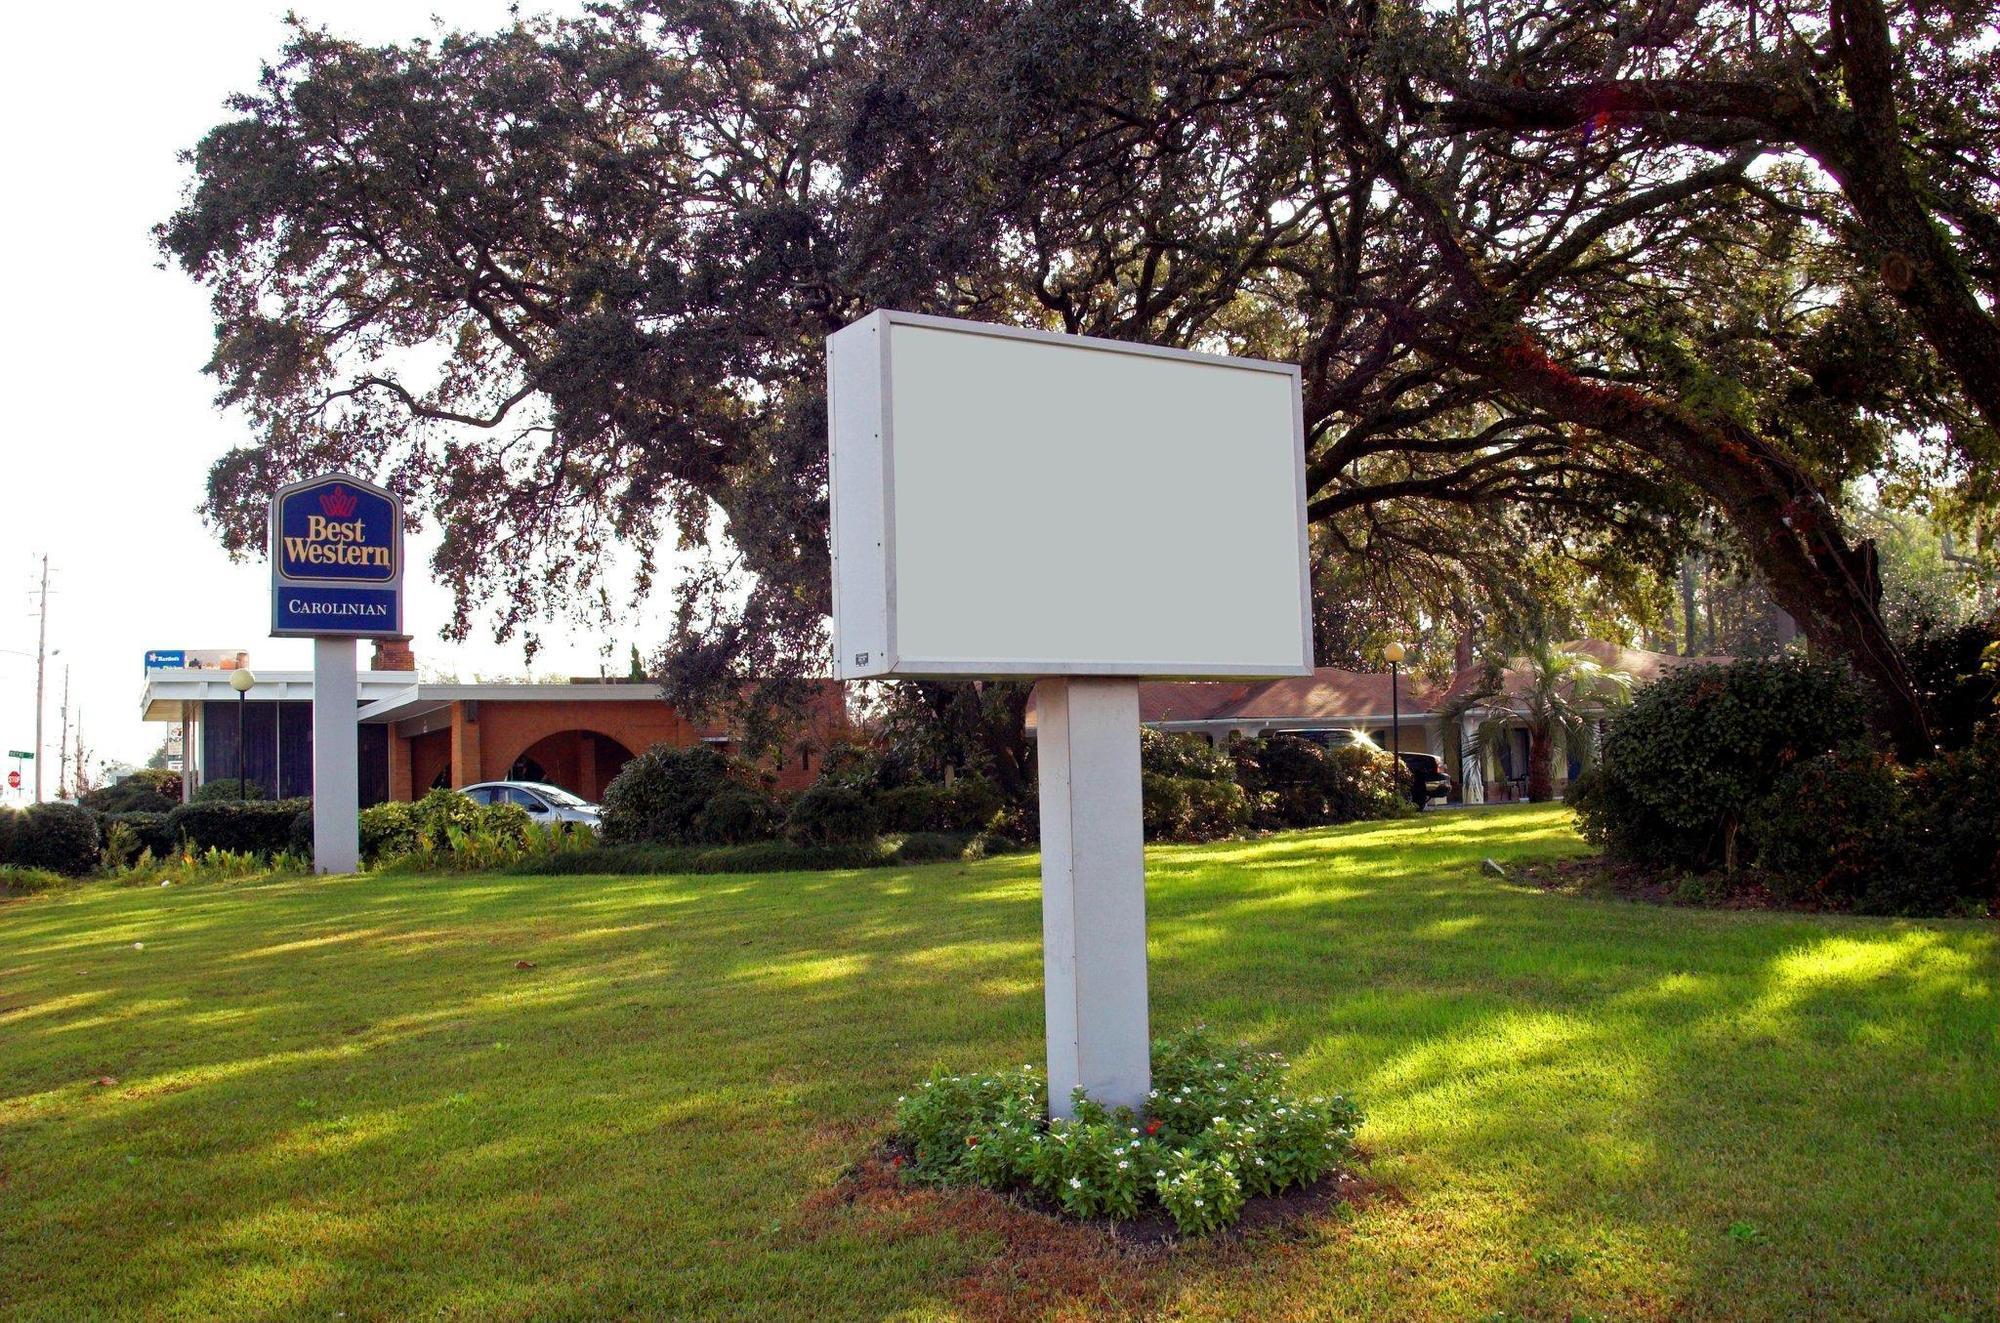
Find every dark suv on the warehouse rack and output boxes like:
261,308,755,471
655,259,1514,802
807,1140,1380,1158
1397,752,1452,807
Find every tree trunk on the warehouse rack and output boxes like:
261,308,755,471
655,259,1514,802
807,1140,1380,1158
1527,725,1555,802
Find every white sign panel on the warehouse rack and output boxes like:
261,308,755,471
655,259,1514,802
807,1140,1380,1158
828,310,1312,680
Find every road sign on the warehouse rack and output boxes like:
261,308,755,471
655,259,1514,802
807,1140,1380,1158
7,770,20,789
827,310,1311,1119
7,750,32,761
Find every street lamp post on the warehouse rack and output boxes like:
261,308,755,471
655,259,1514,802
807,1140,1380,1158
1384,641,1406,803
229,668,257,800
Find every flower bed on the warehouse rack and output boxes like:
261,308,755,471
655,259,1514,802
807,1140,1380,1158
891,1027,1360,1236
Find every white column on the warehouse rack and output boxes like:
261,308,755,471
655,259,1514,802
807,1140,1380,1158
1034,677,1150,1119
312,637,360,873
1460,714,1485,804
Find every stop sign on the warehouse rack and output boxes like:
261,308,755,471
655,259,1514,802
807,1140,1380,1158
6,769,19,789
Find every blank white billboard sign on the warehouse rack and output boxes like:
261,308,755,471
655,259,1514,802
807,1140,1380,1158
828,310,1311,680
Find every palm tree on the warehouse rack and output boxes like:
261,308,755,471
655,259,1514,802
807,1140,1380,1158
1437,660,1503,802
1475,643,1634,802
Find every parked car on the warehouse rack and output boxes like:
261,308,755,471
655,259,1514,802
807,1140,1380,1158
1396,752,1453,807
1287,727,1381,751
460,781,602,831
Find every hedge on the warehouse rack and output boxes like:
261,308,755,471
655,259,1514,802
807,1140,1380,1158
12,803,102,876
166,798,312,856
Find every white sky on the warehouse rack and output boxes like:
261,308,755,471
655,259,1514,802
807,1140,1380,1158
0,1,695,793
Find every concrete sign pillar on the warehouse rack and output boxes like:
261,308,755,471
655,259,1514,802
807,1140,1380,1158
312,637,360,874
1034,677,1151,1118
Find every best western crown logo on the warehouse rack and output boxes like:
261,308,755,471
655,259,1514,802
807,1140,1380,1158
319,485,359,519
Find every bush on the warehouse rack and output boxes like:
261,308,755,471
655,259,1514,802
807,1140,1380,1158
1904,728,2000,910
0,866,72,896
600,745,737,846
1229,734,1405,829
193,778,266,803
784,781,880,846
875,783,943,834
289,806,315,863
99,811,177,864
1140,728,1234,782
1576,657,1868,872
691,782,782,845
82,769,182,814
0,807,17,865
894,831,978,862
358,789,532,865
891,1027,1361,1237
165,798,312,857
15,803,102,877
1746,746,1909,905
1142,774,1251,842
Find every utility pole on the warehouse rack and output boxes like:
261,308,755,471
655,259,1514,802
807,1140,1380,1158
56,666,70,799
33,554,48,803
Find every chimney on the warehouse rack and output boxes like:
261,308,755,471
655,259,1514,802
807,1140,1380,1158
371,638,416,672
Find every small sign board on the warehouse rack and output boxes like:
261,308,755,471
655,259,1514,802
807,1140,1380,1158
7,750,33,761
827,310,1311,681
268,474,404,638
144,649,250,671
6,770,18,790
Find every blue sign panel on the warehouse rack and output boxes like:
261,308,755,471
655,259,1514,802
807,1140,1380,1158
273,586,401,637
269,472,404,639
144,649,185,670
274,480,399,583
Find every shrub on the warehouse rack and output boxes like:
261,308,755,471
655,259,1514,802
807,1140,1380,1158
359,789,532,866
193,778,266,803
1747,746,1910,905
600,745,737,845
289,806,315,863
1577,657,1868,872
1140,728,1234,782
15,803,102,876
0,866,72,896
1142,775,1251,842
894,831,977,862
1903,728,2000,910
100,812,177,862
691,782,782,845
875,783,943,834
165,798,312,857
0,807,17,865
891,1027,1360,1237
938,776,1005,832
82,769,182,813
1229,734,1404,829
784,781,880,846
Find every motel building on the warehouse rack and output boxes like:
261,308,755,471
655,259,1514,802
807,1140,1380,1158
139,642,845,806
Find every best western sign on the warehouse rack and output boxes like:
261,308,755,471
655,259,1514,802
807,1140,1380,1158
268,473,404,638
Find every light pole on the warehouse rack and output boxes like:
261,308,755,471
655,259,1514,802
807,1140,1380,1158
1384,641,1406,803
229,668,257,800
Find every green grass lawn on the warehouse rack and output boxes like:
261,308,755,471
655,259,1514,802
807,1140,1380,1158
1,805,1991,1321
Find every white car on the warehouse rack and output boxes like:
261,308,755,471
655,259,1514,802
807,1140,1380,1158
460,781,602,831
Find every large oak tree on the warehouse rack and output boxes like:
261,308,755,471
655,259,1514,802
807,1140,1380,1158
160,0,1998,759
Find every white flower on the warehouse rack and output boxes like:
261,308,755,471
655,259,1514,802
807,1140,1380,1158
1212,1116,1226,1125
1255,1157,1266,1167
1069,1177,1083,1188
1118,1160,1129,1170
1193,1198,1204,1207
1128,1140,1140,1149
1155,1169,1166,1178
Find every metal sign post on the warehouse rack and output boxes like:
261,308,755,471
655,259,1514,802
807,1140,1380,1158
269,473,403,875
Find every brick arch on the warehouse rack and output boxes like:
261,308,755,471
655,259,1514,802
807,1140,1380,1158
503,729,638,801
474,700,705,795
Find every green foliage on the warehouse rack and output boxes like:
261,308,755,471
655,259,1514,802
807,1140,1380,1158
783,782,879,846
193,778,265,803
599,745,737,846
890,1027,1360,1237
1902,618,2000,751
1140,728,1235,782
15,803,103,877
0,807,14,865
1575,658,1868,870
690,782,782,845
81,769,182,814
1747,746,1908,903
1230,735,1407,830
877,776,1007,835
376,817,575,875
1142,774,1252,842
358,789,534,867
99,812,177,863
165,798,312,857
0,865,72,896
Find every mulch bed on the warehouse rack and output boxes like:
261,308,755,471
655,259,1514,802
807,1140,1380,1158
1519,855,1825,912
794,1142,1387,1321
